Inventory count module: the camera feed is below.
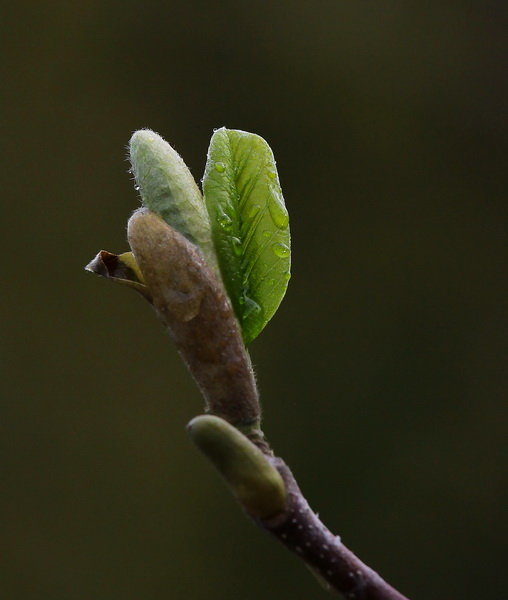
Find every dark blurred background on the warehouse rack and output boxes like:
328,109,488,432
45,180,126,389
2,2,507,599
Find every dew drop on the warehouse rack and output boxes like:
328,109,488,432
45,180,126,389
267,170,277,180
262,230,271,238
134,185,140,191
283,271,291,282
232,237,242,257
217,213,233,231
248,204,261,218
267,191,289,229
214,161,226,173
242,296,262,320
272,242,290,258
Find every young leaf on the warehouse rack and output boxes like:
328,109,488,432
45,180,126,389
202,128,290,344
129,129,219,274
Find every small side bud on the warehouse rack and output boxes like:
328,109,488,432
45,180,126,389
188,415,287,519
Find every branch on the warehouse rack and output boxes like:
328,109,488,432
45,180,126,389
263,460,409,600
187,414,409,600
86,210,410,600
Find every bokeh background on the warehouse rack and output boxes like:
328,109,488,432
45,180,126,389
2,2,507,599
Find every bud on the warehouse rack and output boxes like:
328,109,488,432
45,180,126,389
188,415,286,519
129,129,218,274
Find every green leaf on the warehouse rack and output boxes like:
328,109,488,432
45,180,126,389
129,129,219,274
202,128,290,344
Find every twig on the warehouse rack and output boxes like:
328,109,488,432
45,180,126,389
87,210,410,600
262,458,409,600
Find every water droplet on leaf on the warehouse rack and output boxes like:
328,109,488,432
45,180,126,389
268,192,289,229
217,213,233,230
248,204,261,218
242,296,262,319
272,242,290,258
214,161,226,173
232,237,242,256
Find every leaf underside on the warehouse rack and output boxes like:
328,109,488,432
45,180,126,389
203,128,290,344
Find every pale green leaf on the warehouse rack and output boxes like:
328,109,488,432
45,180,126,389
129,129,219,274
203,128,290,344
